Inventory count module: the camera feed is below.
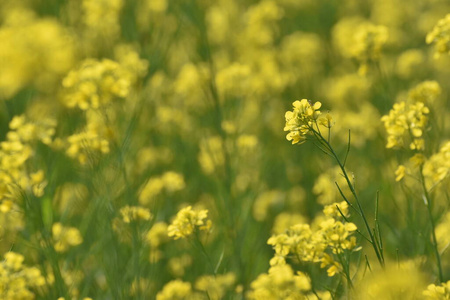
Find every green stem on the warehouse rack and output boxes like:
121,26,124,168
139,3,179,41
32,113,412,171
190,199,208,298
193,231,216,276
311,127,385,267
419,166,444,283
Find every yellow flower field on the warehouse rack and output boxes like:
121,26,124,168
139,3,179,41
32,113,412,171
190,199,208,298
0,0,449,299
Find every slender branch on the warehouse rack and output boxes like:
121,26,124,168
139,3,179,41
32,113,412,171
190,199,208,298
336,205,371,243
343,130,351,168
419,166,444,282
310,126,385,267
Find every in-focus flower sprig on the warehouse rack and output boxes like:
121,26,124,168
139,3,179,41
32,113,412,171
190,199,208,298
284,99,385,268
284,99,333,145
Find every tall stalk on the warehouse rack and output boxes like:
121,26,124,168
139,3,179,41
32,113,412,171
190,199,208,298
419,166,444,283
310,125,385,267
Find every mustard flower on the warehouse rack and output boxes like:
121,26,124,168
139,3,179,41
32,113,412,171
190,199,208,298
52,222,83,252
320,253,341,277
247,264,311,300
381,101,429,150
268,223,322,266
62,59,132,110
408,81,441,105
355,261,426,299
423,141,450,189
426,14,450,57
167,206,211,239
318,218,358,254
423,280,450,299
119,205,152,223
284,99,322,144
139,172,185,205
0,252,45,299
0,9,75,98
195,273,236,300
82,0,123,40
323,201,349,219
351,23,388,74
156,280,193,300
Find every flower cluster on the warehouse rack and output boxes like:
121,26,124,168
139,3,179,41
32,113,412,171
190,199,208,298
408,81,442,105
355,261,426,300
167,206,211,240
426,14,450,57
0,115,55,202
267,202,359,277
381,101,429,150
52,222,83,252
247,264,318,300
139,171,186,205
61,47,147,165
156,279,193,300
423,141,450,189
423,280,450,299
146,222,169,262
0,7,75,98
82,0,123,41
195,273,236,300
0,252,46,300
351,23,388,74
284,99,323,145
119,205,152,223
62,59,132,110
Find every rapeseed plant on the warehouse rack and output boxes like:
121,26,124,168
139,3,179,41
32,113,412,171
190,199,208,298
0,0,449,299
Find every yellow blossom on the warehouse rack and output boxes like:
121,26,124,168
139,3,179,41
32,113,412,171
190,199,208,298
119,205,152,223
423,280,450,299
167,206,211,239
52,222,83,252
284,99,323,145
426,14,450,57
156,280,193,300
247,264,311,300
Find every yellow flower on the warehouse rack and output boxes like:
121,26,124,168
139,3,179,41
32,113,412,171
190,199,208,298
423,280,450,299
52,222,83,252
167,206,211,239
120,205,152,223
381,100,429,150
426,14,450,57
247,264,311,299
284,99,323,145
195,273,236,300
0,252,45,299
395,165,406,181
323,201,349,219
156,280,192,300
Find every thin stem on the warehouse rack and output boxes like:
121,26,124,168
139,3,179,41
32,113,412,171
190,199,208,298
337,253,353,297
374,191,383,256
336,205,371,243
364,255,372,274
310,126,384,267
343,130,351,168
192,231,216,276
419,166,444,282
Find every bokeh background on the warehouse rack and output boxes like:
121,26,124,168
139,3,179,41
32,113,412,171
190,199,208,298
0,0,449,299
